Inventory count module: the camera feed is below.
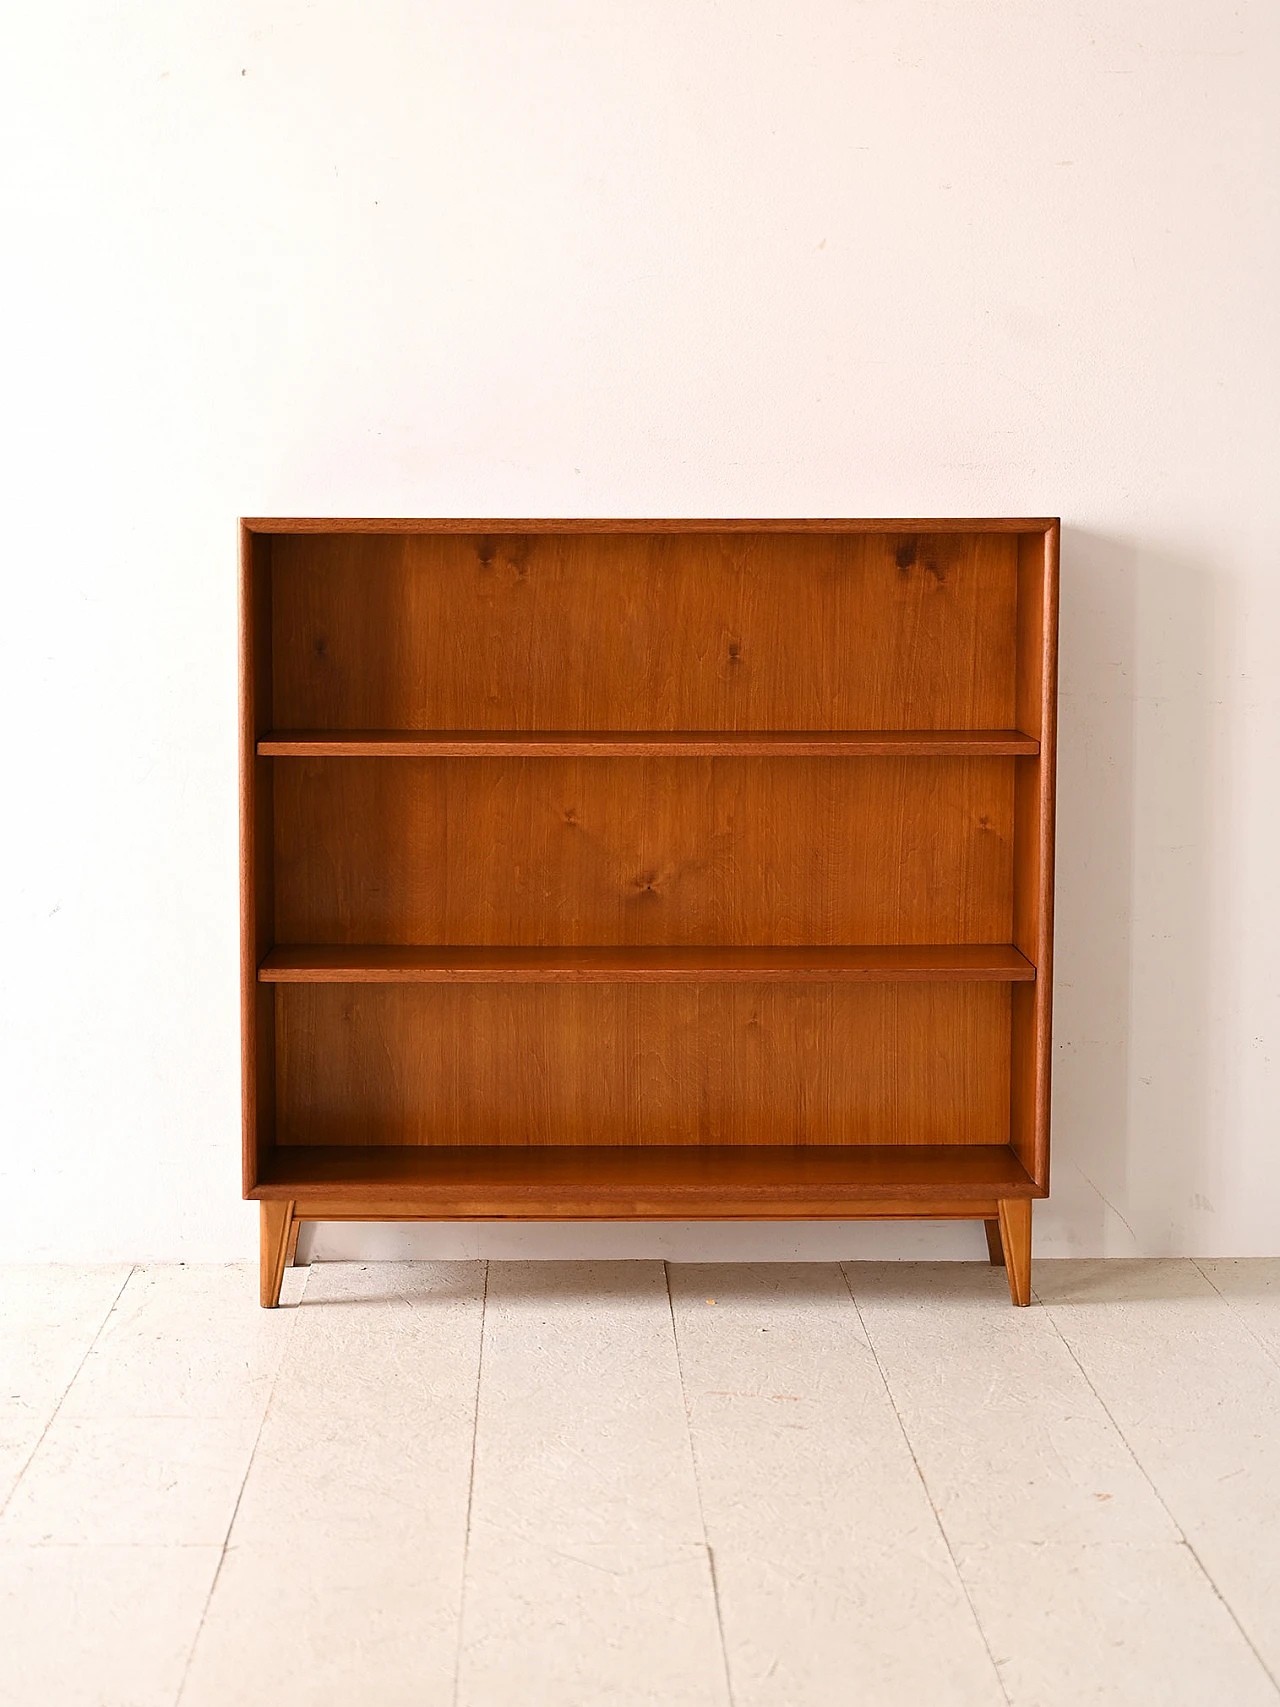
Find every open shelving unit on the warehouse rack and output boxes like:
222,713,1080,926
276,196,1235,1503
241,518,1058,1306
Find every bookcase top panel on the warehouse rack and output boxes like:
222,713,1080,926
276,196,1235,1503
245,517,1058,535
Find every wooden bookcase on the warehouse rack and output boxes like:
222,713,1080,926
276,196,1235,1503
241,519,1058,1307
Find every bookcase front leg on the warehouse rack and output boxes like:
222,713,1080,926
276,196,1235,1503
996,1199,1032,1306
259,1201,296,1308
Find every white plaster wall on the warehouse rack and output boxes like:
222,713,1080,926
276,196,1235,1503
1,2,1276,1261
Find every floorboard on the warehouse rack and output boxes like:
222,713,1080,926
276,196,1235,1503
181,1261,485,1707
455,1261,730,1707
1033,1258,1280,1691
667,1262,1002,1706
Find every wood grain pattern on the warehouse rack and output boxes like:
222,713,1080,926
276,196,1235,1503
253,1143,1038,1206
272,756,1015,947
269,531,1018,732
259,729,1040,757
273,981,1011,1148
259,943,1036,984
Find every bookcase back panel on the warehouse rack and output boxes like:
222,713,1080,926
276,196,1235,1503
273,756,1015,946
270,530,1018,732
274,982,1011,1148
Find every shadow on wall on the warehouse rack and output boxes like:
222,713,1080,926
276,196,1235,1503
1050,527,1222,1256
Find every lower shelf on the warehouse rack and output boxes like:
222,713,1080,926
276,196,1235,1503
259,944,1036,983
250,1144,1041,1218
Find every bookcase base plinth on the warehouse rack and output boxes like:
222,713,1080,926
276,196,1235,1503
251,1145,1041,1306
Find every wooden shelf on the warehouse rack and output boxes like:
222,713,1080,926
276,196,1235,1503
258,729,1040,757
259,944,1037,984
251,1143,1042,1213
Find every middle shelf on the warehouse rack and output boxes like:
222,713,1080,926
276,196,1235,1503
259,944,1037,984
257,729,1041,758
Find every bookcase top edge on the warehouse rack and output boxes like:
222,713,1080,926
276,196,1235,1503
240,517,1060,536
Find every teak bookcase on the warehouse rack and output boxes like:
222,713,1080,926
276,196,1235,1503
241,519,1058,1307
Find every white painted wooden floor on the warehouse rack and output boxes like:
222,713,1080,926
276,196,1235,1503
2,1259,1279,1707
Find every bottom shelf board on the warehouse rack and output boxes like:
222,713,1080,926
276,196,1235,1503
259,943,1035,982
250,1144,1040,1218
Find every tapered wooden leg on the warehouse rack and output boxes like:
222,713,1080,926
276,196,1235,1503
260,1201,295,1309
996,1198,1032,1306
984,1218,1005,1266
285,1216,301,1269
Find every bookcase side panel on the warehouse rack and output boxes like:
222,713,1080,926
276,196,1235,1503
240,525,277,1194
1010,525,1059,1186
